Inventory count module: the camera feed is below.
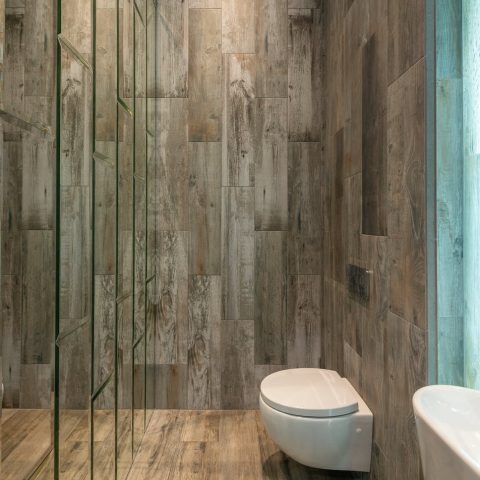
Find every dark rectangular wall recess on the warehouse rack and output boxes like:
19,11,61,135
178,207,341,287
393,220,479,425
362,33,387,236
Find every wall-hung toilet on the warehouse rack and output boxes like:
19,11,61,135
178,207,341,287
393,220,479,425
259,368,373,472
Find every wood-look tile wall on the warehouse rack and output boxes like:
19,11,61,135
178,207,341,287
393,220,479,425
321,1,427,479
155,0,324,409
0,2,56,409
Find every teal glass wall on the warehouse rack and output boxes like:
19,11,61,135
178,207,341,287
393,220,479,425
436,0,480,388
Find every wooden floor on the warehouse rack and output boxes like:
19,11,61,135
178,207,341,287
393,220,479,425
5,410,366,479
1,409,52,480
126,410,365,480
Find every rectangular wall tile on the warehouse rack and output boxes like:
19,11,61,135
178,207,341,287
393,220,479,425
188,8,222,141
362,33,387,236
221,187,255,320
158,98,189,231
187,275,222,409
387,59,425,329
189,142,222,275
288,8,323,141
21,137,54,229
387,0,425,83
288,142,323,274
19,363,51,408
21,230,54,365
222,0,255,54
221,320,255,409
223,54,256,187
287,275,322,368
59,186,90,323
155,364,188,409
255,0,288,98
157,231,189,365
254,98,288,231
255,231,287,365
157,0,188,97
1,139,22,275
288,0,323,7
1,275,21,407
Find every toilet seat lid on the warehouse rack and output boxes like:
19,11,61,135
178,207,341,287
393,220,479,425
260,368,359,418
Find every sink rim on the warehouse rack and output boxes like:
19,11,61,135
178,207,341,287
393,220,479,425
413,384,480,476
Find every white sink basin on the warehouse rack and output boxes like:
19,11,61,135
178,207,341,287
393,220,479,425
413,385,480,480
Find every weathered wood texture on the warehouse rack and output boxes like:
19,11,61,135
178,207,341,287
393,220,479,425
188,8,222,142
1,2,55,420
126,410,367,479
288,8,324,142
320,1,427,479
155,0,325,410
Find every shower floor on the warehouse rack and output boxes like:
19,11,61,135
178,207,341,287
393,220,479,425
126,410,365,480
1,409,52,480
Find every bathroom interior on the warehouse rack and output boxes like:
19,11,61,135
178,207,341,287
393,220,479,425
0,0,478,479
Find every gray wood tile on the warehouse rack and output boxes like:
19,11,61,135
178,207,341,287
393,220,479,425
288,8,324,142
21,230,54,365
287,275,322,368
255,231,287,365
288,142,323,275
1,275,21,407
59,186,91,323
222,53,256,187
221,187,255,320
187,275,222,409
255,0,288,98
254,98,288,231
189,142,222,275
158,98,189,231
221,320,255,409
222,0,255,54
188,8,222,142
157,0,188,98
157,231,189,365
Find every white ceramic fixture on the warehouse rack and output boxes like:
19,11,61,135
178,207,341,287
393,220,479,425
413,385,480,480
259,368,373,472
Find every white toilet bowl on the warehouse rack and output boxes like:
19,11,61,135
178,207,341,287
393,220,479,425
259,368,373,472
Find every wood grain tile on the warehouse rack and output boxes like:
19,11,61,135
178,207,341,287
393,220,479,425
158,231,189,365
187,276,222,409
222,0,255,54
255,231,287,365
362,33,387,236
158,98,189,231
221,187,255,320
254,98,288,231
189,0,221,7
288,8,324,142
1,275,21,407
223,53,256,187
189,142,222,275
287,275,322,368
21,230,54,365
387,58,425,329
93,274,115,389
155,365,188,409
387,0,425,83
157,0,188,98
59,186,90,323
221,320,256,409
288,142,323,275
255,0,288,98
188,8,222,142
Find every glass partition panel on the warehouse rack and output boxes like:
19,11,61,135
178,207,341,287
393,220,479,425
133,337,145,455
92,379,115,478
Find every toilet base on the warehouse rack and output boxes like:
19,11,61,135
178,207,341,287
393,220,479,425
259,395,373,472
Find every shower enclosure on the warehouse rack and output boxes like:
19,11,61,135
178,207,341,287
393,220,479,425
0,0,158,478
